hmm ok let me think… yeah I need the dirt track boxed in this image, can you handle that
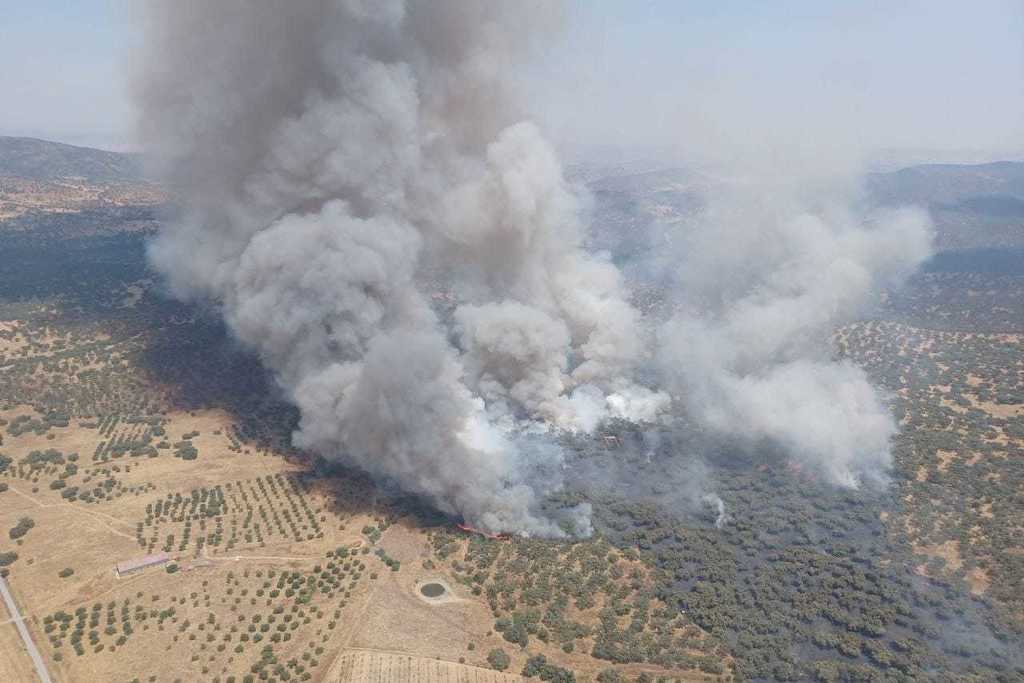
[0,574,52,683]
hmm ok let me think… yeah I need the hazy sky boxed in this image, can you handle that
[533,0,1024,166]
[0,0,132,149]
[2,0,1022,161]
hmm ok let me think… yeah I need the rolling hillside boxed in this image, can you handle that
[0,136,143,183]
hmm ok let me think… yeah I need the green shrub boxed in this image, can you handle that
[487,648,510,671]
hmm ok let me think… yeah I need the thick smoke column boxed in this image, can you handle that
[134,0,655,535]
[135,1,932,534]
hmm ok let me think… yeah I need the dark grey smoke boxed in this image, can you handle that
[134,1,931,535]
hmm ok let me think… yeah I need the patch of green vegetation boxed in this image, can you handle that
[430,531,723,675]
[487,647,510,671]
[137,475,328,556]
[9,516,35,540]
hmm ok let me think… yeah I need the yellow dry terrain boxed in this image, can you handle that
[0,406,390,682]
[1,404,731,682]
[0,619,40,683]
[329,650,526,683]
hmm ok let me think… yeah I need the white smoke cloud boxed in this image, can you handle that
[658,189,932,486]
[135,0,646,536]
[134,0,932,534]
[701,493,730,529]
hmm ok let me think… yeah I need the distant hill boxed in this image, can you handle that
[0,136,143,183]
[0,137,165,235]
[579,159,1024,257]
[868,161,1024,251]
[867,161,1024,206]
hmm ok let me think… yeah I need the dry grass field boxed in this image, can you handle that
[0,398,733,682]
[0,403,388,683]
[0,618,41,682]
[328,650,526,683]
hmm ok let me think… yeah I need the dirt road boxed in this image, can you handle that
[0,574,53,683]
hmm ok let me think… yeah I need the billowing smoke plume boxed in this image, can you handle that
[658,181,932,486]
[134,1,931,534]
[134,0,657,536]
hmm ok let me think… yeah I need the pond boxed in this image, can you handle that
[419,582,446,598]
